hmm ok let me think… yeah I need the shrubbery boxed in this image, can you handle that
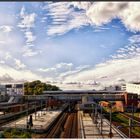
[1,128,31,138]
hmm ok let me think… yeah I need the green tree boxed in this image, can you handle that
[24,80,60,95]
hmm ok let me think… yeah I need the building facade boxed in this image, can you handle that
[125,83,140,94]
[0,85,6,94]
[4,84,24,95]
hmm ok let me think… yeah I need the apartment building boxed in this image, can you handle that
[124,83,140,94]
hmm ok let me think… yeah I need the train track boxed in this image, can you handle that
[45,104,78,138]
[45,112,68,138]
[60,111,78,138]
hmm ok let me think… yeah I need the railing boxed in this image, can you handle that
[98,114,128,138]
[90,102,128,138]
[78,111,85,138]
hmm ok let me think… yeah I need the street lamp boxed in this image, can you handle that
[108,103,113,138]
[26,96,29,129]
[34,95,37,120]
[41,99,43,116]
[129,94,135,138]
[129,118,132,138]
[132,95,134,127]
[100,105,103,135]
[93,103,98,125]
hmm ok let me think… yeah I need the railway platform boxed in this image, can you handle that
[1,109,62,133]
[78,111,124,138]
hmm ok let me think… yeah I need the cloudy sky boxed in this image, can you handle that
[0,2,140,89]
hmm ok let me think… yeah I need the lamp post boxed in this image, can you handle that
[26,96,29,129]
[68,96,71,112]
[129,94,134,138]
[100,105,103,135]
[41,99,43,116]
[129,118,132,138]
[94,103,98,125]
[108,103,113,138]
[132,95,134,128]
[34,101,36,120]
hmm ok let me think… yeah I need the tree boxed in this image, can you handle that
[24,80,60,95]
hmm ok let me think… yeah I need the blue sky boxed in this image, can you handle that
[0,2,140,88]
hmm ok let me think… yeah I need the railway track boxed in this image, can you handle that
[45,112,68,138]
[61,111,78,138]
[45,104,78,138]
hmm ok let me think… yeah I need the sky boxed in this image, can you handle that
[0,2,140,89]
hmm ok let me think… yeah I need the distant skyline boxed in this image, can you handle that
[0,2,140,89]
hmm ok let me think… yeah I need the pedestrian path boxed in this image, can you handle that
[79,111,123,138]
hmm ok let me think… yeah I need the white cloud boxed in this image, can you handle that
[0,25,13,32]
[14,59,26,70]
[62,35,140,86]
[22,46,41,57]
[38,62,74,81]
[38,63,90,82]
[38,67,56,73]
[5,52,12,60]
[85,2,140,32]
[43,2,90,36]
[23,49,38,57]
[0,60,5,64]
[43,2,140,36]
[71,2,92,10]
[120,3,140,32]
[64,56,140,86]
[56,63,73,69]
[129,35,140,44]
[0,73,14,82]
[86,2,126,26]
[0,64,42,82]
[18,6,37,50]
[58,65,90,79]
[18,7,36,29]
[111,35,140,60]
[38,62,73,73]
[24,31,36,43]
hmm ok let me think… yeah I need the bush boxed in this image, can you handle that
[3,129,31,138]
